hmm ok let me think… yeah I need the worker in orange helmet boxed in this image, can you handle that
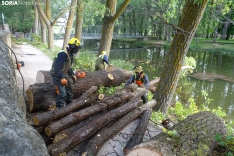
[124,66,149,103]
[50,38,81,109]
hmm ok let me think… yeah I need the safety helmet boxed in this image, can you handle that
[135,66,143,73]
[68,38,80,46]
[102,51,106,54]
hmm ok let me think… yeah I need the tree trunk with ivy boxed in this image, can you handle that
[126,111,227,156]
[153,0,209,114]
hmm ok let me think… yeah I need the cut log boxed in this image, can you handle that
[53,111,108,143]
[48,97,143,156]
[26,82,56,112]
[148,77,160,92]
[84,100,156,156]
[45,91,135,137]
[124,109,152,154]
[126,111,227,156]
[36,70,52,83]
[27,70,128,112]
[33,86,99,126]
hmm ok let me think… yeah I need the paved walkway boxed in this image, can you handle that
[14,43,53,93]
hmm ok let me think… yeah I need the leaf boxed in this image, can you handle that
[214,134,222,141]
[226,135,234,141]
[219,141,227,146]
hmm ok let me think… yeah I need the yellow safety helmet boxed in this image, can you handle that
[68,38,80,46]
[135,66,143,73]
[102,51,106,54]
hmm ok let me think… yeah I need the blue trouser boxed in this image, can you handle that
[52,77,73,108]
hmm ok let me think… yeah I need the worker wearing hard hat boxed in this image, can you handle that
[50,38,81,109]
[95,51,111,71]
[124,66,149,103]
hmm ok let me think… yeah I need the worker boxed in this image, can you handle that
[95,51,111,70]
[124,66,149,103]
[50,38,81,109]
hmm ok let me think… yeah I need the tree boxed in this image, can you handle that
[74,0,84,40]
[36,0,70,49]
[62,0,78,50]
[98,0,131,55]
[153,0,209,114]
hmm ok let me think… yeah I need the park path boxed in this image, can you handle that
[13,43,53,94]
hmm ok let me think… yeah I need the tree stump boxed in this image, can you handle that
[126,111,227,156]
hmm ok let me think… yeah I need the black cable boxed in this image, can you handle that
[0,39,25,97]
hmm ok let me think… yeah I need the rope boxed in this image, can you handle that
[0,39,25,97]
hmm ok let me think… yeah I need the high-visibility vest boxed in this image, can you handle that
[50,50,71,77]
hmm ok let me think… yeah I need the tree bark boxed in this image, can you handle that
[48,97,143,156]
[32,86,99,126]
[62,0,77,50]
[27,70,128,112]
[153,0,209,114]
[124,109,152,154]
[36,70,52,83]
[0,39,49,156]
[84,100,156,156]
[45,90,135,137]
[126,111,227,156]
[53,111,107,143]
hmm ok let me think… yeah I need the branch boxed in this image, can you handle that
[110,0,131,23]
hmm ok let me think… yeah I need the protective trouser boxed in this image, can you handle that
[52,77,73,108]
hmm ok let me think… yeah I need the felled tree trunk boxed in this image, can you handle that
[124,109,152,154]
[0,38,49,156]
[106,65,133,80]
[26,82,56,112]
[48,97,143,156]
[84,100,156,156]
[26,70,128,112]
[45,91,135,137]
[53,111,108,143]
[126,111,227,156]
[36,70,52,83]
[33,86,99,126]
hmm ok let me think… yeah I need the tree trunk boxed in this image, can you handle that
[62,0,77,50]
[153,0,209,114]
[32,86,99,126]
[98,0,131,55]
[33,4,39,35]
[26,70,128,112]
[48,97,143,156]
[45,90,135,137]
[126,111,227,156]
[74,0,84,40]
[36,70,52,83]
[84,100,156,156]
[123,109,152,154]
[53,111,107,143]
[0,38,49,156]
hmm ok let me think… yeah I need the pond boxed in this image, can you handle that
[55,39,234,120]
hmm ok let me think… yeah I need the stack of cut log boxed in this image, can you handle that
[27,69,161,156]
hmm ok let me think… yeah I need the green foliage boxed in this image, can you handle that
[98,84,125,97]
[215,133,234,155]
[73,52,96,71]
[110,59,135,71]
[31,33,43,46]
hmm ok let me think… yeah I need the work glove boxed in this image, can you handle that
[60,78,68,86]
[72,75,77,84]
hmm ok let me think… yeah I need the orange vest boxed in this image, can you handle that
[135,74,144,86]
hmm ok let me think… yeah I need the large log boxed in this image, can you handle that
[124,109,152,154]
[83,100,156,156]
[36,70,52,83]
[126,111,227,156]
[45,91,135,137]
[32,86,99,126]
[0,38,48,155]
[26,70,128,112]
[48,97,143,156]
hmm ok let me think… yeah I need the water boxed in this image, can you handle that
[55,39,234,120]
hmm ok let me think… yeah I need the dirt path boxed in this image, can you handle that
[13,43,53,94]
